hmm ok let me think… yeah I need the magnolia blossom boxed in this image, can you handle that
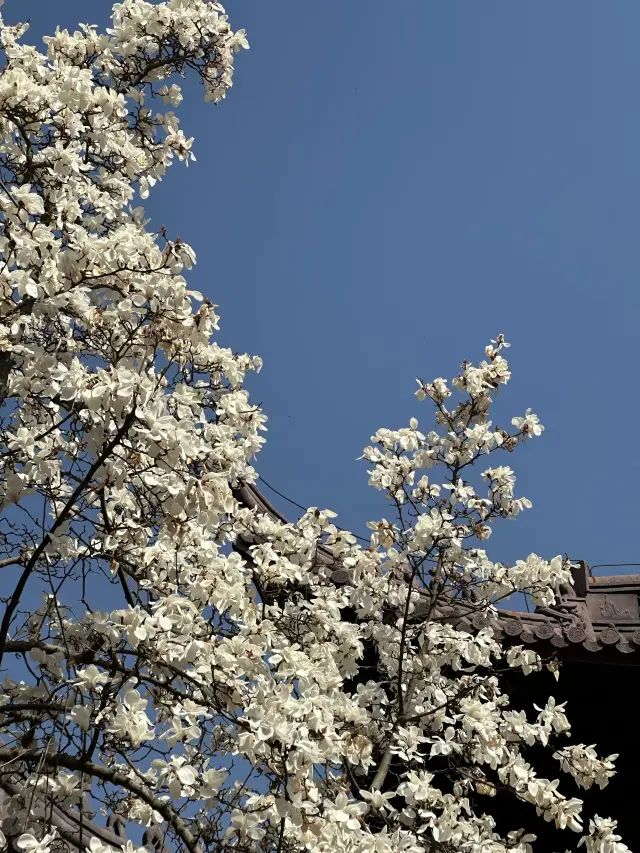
[554,744,618,791]
[579,817,630,853]
[0,2,627,853]
[15,834,57,853]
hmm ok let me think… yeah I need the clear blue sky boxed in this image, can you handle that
[16,1,640,574]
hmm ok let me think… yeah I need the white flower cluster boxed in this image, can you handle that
[554,744,619,791]
[0,6,627,853]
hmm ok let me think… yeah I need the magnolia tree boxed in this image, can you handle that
[0,3,627,853]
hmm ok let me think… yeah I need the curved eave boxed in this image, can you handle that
[234,483,640,662]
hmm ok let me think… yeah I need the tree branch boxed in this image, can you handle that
[0,407,137,668]
[0,746,202,853]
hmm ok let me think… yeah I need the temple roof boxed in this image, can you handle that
[235,482,640,662]
[458,566,640,661]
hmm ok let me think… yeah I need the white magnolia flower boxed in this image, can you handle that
[86,838,116,853]
[0,0,626,845]
[16,833,57,853]
[360,789,396,812]
[68,704,92,732]
[512,408,544,439]
[74,665,109,691]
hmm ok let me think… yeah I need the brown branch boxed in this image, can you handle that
[0,407,137,668]
[0,746,202,853]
